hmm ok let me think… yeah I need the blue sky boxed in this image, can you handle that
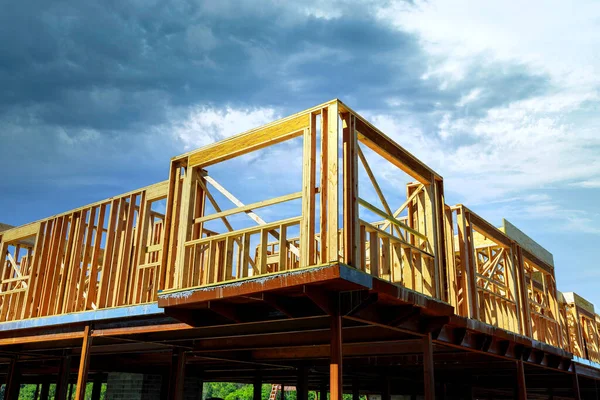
[1,1,599,305]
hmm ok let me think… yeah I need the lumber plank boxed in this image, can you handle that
[326,102,339,263]
[189,113,309,167]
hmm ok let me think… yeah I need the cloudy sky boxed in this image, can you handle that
[1,0,599,305]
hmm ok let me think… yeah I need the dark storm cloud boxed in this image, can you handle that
[0,0,550,130]
[0,0,553,224]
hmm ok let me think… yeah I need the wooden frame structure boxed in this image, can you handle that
[0,180,168,321]
[451,205,522,334]
[1,99,600,399]
[563,292,600,363]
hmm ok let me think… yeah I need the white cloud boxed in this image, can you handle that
[171,106,278,150]
[377,0,600,87]
[572,180,600,189]
[365,0,600,235]
[456,88,482,107]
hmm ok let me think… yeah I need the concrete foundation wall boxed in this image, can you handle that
[105,372,202,400]
[105,372,162,400]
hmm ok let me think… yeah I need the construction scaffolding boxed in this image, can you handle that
[0,99,599,399]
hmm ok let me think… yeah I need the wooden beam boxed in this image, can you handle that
[40,381,50,400]
[572,365,581,400]
[74,325,93,400]
[352,378,360,400]
[381,375,391,400]
[343,113,359,267]
[297,367,309,400]
[423,332,435,400]
[203,175,300,258]
[330,306,343,400]
[516,359,527,400]
[56,353,72,400]
[300,117,317,267]
[354,116,434,185]
[168,349,186,400]
[175,166,199,288]
[188,113,309,168]
[465,206,513,249]
[326,102,339,263]
[253,374,262,400]
[5,357,20,400]
[91,375,103,400]
[196,191,302,224]
[320,382,327,400]
[319,107,329,263]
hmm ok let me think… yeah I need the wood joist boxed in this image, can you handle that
[155,263,576,375]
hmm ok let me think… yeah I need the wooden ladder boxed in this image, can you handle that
[269,384,280,400]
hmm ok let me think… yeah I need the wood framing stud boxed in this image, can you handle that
[423,332,435,400]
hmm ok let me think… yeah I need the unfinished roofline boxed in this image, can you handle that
[0,179,169,243]
[171,99,442,184]
[452,204,513,248]
[452,203,555,274]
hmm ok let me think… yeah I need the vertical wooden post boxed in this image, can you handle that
[330,303,343,400]
[56,353,72,400]
[197,376,205,400]
[352,377,360,400]
[168,349,187,400]
[423,332,435,400]
[319,382,327,400]
[516,247,532,337]
[297,367,309,400]
[163,161,182,289]
[443,206,457,309]
[175,164,198,288]
[319,107,329,264]
[463,385,473,400]
[342,112,359,267]
[253,374,262,400]
[300,117,317,267]
[75,325,93,400]
[160,371,171,400]
[572,365,582,400]
[281,383,287,400]
[91,375,103,400]
[5,357,20,400]
[516,359,527,400]
[430,178,445,299]
[381,375,391,400]
[456,208,474,319]
[546,274,562,346]
[40,380,50,400]
[506,245,522,335]
[326,102,339,263]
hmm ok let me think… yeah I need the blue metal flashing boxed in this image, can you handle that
[0,302,164,331]
[574,356,600,370]
[338,263,373,289]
